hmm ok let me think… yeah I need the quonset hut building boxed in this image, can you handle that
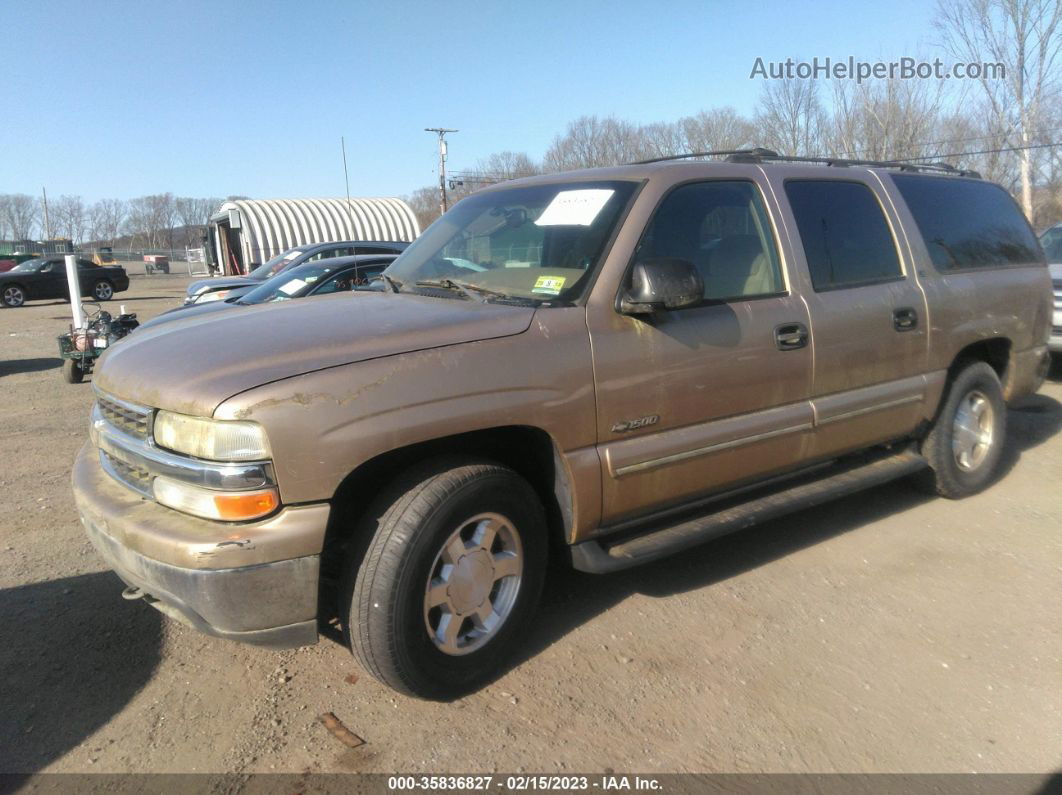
[208,198,420,275]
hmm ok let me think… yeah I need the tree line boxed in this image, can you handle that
[0,193,221,251]
[409,0,1061,233]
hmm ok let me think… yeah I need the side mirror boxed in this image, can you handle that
[619,257,704,315]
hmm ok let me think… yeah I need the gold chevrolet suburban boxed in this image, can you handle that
[73,151,1053,699]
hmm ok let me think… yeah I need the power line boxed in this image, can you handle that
[833,129,1058,159]
[893,141,1061,162]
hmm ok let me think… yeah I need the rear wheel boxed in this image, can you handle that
[1,284,26,307]
[919,361,1006,498]
[344,460,547,700]
[93,279,114,301]
[62,358,84,384]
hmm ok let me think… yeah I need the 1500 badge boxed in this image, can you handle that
[610,415,659,433]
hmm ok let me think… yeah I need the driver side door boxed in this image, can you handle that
[587,177,814,525]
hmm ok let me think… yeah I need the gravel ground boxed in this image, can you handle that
[1,274,1060,776]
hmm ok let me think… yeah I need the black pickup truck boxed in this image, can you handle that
[0,255,130,307]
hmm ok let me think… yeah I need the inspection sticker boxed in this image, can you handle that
[534,189,615,226]
[532,275,566,295]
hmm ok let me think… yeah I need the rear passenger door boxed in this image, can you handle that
[774,177,930,459]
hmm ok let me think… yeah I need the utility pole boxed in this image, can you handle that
[425,127,457,216]
[41,187,51,240]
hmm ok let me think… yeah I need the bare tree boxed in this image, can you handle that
[755,78,827,156]
[0,195,10,240]
[52,195,88,244]
[679,108,757,152]
[2,194,39,240]
[89,199,126,246]
[934,0,1062,218]
[406,186,443,232]
[543,115,648,171]
[176,197,220,247]
[828,77,947,161]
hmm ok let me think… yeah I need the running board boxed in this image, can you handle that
[570,449,927,573]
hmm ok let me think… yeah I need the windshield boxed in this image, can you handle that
[384,180,639,302]
[248,248,303,279]
[11,258,45,272]
[1040,227,1062,263]
[239,261,352,304]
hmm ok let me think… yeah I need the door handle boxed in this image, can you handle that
[775,322,808,351]
[893,307,918,331]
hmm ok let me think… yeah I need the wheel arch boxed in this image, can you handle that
[320,425,573,592]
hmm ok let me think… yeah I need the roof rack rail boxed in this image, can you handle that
[632,148,981,178]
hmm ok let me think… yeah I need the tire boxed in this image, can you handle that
[1,284,26,307]
[918,361,1006,498]
[93,279,114,301]
[344,459,548,700]
[62,358,84,384]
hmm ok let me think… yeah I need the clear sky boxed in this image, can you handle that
[2,0,945,203]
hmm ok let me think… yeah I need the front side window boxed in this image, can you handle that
[385,180,639,303]
[635,180,784,301]
[785,180,903,291]
[892,174,1042,270]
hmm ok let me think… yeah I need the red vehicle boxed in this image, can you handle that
[0,259,16,273]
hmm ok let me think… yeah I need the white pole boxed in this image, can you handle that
[65,254,84,329]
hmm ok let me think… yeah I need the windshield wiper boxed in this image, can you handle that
[414,278,513,303]
[369,274,403,294]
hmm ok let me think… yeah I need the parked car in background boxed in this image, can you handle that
[184,240,410,305]
[1,255,129,307]
[140,255,396,331]
[1040,224,1062,356]
[75,153,1051,700]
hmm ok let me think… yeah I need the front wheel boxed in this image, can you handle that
[92,279,114,301]
[1,284,26,307]
[344,460,547,700]
[62,358,84,384]
[918,361,1006,498]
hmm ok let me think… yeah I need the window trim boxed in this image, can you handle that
[782,176,908,293]
[615,177,791,313]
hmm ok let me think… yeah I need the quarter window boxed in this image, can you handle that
[785,180,902,291]
[637,181,784,301]
[891,174,1041,270]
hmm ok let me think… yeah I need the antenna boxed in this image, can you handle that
[341,136,355,235]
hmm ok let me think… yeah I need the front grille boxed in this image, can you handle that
[100,449,152,496]
[97,393,152,439]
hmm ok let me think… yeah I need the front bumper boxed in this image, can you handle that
[73,441,329,648]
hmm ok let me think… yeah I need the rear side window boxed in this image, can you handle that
[785,180,902,291]
[891,174,1041,270]
[355,246,402,255]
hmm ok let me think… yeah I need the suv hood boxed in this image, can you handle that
[95,292,536,416]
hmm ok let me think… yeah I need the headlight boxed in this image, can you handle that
[153,476,278,521]
[153,411,271,461]
[196,289,230,303]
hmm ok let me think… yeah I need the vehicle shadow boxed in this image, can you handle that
[0,357,62,377]
[0,571,163,776]
[508,394,1062,682]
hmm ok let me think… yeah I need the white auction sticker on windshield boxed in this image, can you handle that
[535,189,615,226]
[278,278,306,295]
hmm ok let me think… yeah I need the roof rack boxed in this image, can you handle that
[632,148,981,178]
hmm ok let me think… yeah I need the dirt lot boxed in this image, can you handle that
[1,274,1060,776]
